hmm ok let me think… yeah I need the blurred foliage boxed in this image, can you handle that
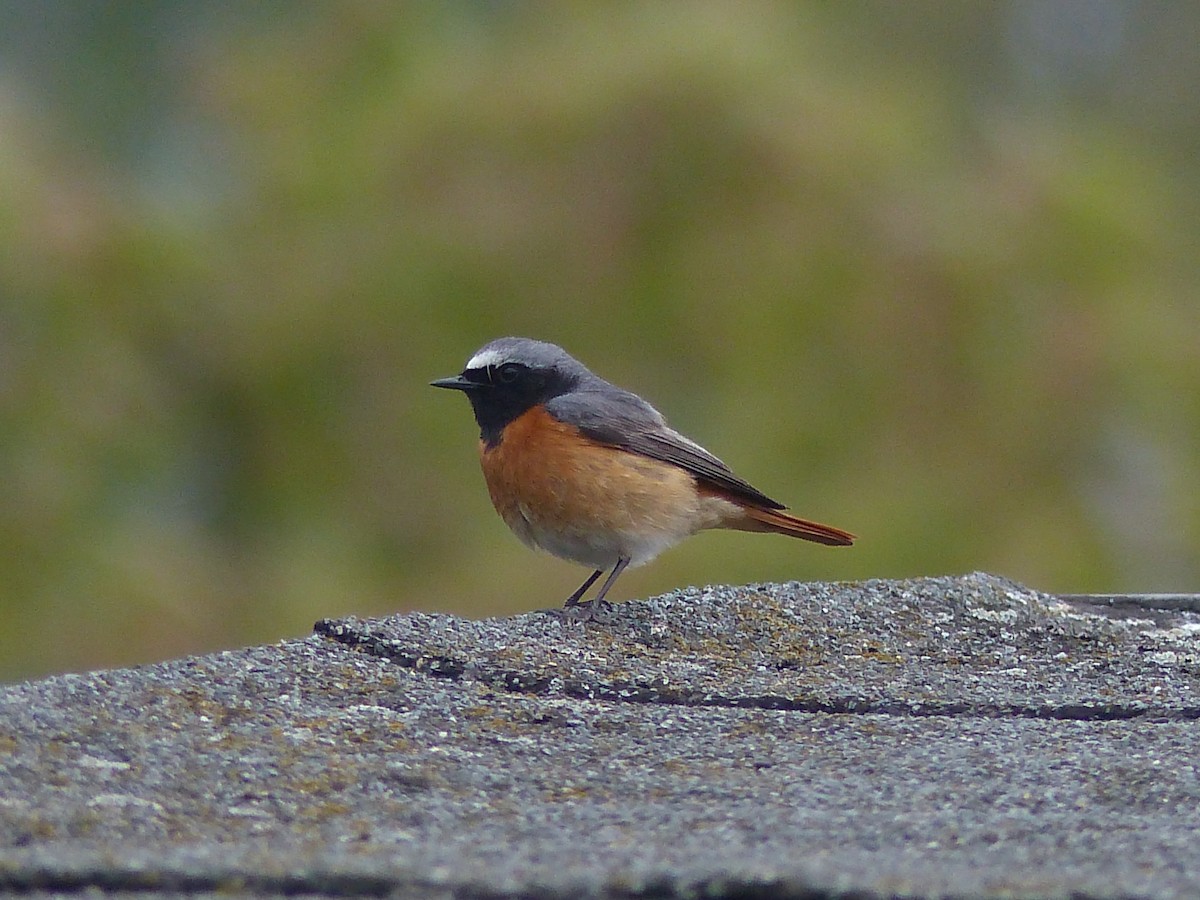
[1,1,1197,682]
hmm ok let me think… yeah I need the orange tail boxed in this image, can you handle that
[732,507,855,546]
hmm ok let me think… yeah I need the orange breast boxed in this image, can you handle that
[477,406,735,567]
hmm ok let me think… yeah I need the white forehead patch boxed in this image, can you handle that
[465,348,507,371]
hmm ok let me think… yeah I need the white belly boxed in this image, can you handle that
[505,493,742,570]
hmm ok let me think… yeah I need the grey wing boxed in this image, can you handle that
[545,386,785,510]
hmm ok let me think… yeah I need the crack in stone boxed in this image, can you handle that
[0,866,831,899]
[0,866,401,897]
[313,619,1200,723]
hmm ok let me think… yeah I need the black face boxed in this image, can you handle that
[434,361,576,446]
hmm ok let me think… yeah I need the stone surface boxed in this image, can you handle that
[1,573,1198,898]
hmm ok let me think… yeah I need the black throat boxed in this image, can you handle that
[465,367,577,449]
[468,392,532,449]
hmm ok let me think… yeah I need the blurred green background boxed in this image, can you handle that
[1,2,1197,683]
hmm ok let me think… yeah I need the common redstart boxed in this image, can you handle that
[432,337,854,613]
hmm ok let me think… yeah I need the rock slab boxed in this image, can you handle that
[1,573,1198,898]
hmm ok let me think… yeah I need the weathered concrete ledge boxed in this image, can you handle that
[1,573,1198,898]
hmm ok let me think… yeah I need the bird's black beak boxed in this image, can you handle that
[430,374,481,391]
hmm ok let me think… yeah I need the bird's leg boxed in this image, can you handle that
[558,558,630,623]
[587,556,630,611]
[563,568,604,608]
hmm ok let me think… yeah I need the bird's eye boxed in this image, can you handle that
[496,363,522,385]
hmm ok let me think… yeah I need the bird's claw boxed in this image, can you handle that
[551,599,614,624]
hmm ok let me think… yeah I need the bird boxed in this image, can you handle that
[431,337,854,614]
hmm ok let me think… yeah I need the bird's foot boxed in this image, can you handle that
[551,598,614,624]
